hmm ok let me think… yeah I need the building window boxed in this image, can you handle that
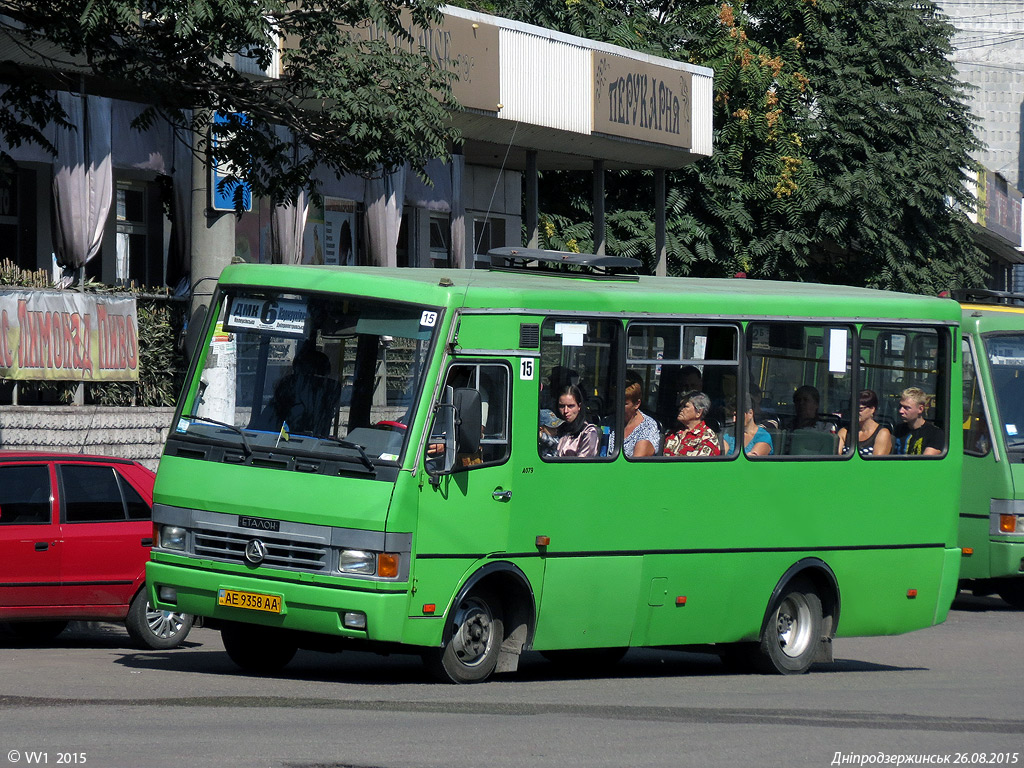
[473,217,505,268]
[429,215,450,267]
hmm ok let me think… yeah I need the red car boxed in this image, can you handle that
[0,451,192,649]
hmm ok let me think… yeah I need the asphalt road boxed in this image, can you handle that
[0,593,1020,768]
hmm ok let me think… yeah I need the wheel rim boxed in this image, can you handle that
[775,593,814,658]
[450,596,495,668]
[145,603,187,640]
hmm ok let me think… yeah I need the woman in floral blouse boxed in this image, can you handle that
[663,391,721,457]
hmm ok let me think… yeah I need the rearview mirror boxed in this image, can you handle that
[453,388,482,455]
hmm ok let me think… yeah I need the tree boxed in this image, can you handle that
[0,0,459,208]
[460,0,986,294]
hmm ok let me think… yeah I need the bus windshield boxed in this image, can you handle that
[983,332,1024,452]
[179,290,438,466]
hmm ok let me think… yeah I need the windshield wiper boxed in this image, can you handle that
[181,415,253,457]
[315,436,376,472]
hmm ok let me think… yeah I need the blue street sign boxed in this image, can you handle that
[210,112,253,212]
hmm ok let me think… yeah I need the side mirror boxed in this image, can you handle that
[453,388,482,455]
[426,386,457,482]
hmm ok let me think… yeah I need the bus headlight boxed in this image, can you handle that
[160,525,186,551]
[339,549,376,575]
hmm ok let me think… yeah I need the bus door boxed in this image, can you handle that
[417,360,515,590]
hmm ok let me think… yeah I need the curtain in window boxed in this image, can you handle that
[450,153,465,269]
[365,165,407,268]
[51,92,113,269]
[271,191,308,264]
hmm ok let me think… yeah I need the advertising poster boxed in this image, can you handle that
[0,291,139,381]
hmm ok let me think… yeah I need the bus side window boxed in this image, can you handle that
[746,322,853,458]
[538,318,619,461]
[859,325,949,458]
[627,323,739,459]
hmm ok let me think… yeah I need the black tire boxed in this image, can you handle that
[755,577,824,675]
[125,591,193,650]
[998,580,1024,609]
[540,647,627,671]
[220,622,297,674]
[423,588,504,684]
[0,620,69,644]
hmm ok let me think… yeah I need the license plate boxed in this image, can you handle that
[218,588,282,613]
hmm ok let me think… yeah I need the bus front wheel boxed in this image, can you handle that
[998,580,1024,609]
[757,578,823,675]
[423,588,504,684]
[221,622,297,674]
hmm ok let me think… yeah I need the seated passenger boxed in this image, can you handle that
[554,385,600,458]
[663,391,721,457]
[791,385,835,432]
[622,380,659,458]
[538,409,563,458]
[837,389,892,456]
[893,387,943,456]
[723,395,773,456]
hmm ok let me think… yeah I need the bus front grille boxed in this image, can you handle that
[193,530,329,572]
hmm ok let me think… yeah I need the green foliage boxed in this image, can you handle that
[0,262,185,406]
[463,0,987,294]
[0,0,459,210]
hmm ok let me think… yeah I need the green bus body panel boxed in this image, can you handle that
[146,559,411,641]
[154,454,395,532]
[147,264,963,659]
[961,305,1024,582]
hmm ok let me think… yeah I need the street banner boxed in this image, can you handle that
[0,290,139,382]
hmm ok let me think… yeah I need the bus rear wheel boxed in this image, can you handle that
[756,578,823,675]
[221,622,297,674]
[424,588,504,684]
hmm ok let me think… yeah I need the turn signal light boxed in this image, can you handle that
[907,589,918,599]
[377,553,399,578]
[422,604,436,615]
[536,536,550,547]
[962,547,974,556]
[999,514,1018,534]
[676,596,687,606]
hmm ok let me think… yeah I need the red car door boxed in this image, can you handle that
[56,462,152,610]
[0,462,61,613]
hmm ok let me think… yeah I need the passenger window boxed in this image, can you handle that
[119,476,152,520]
[539,319,619,460]
[859,326,948,457]
[963,340,991,457]
[747,322,853,457]
[0,465,51,525]
[437,363,510,469]
[61,465,127,522]
[626,323,739,459]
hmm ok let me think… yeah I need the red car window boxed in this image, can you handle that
[60,465,126,523]
[0,465,51,525]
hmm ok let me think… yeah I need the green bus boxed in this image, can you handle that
[147,249,962,682]
[960,290,1024,608]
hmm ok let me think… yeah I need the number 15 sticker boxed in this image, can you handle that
[420,311,438,328]
[520,359,535,380]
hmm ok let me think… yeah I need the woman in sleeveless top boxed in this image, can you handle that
[838,389,893,456]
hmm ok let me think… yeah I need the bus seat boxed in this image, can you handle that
[788,429,838,456]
